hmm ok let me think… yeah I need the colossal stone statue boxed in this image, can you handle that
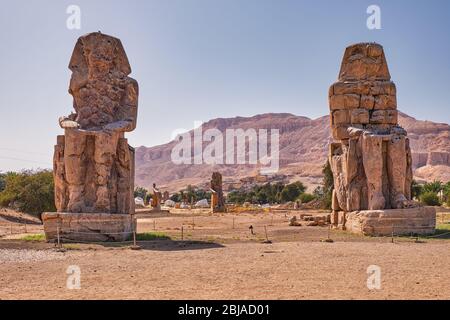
[210,172,226,213]
[43,32,138,241]
[55,32,138,214]
[328,43,435,235]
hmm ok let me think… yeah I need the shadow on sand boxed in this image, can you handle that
[79,239,224,251]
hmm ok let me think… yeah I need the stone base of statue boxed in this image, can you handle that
[332,207,436,236]
[42,212,135,242]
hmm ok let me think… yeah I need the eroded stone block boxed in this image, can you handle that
[329,94,360,110]
[345,207,436,236]
[374,94,397,110]
[351,109,369,124]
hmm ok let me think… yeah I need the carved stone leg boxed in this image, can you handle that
[387,134,408,208]
[329,143,348,211]
[404,137,413,200]
[346,137,363,211]
[211,193,218,213]
[94,133,119,212]
[54,135,67,212]
[116,138,131,214]
[362,134,385,210]
[64,130,87,213]
[331,189,340,227]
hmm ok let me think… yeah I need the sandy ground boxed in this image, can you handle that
[0,209,449,300]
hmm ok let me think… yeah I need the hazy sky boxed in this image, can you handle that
[1,0,449,171]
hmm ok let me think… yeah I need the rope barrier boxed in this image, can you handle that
[423,231,450,238]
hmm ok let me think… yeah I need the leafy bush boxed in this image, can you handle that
[420,191,441,206]
[227,181,305,205]
[444,191,450,207]
[144,193,152,206]
[134,186,148,199]
[170,185,211,204]
[0,173,6,192]
[411,180,423,200]
[280,182,306,202]
[422,181,443,194]
[443,182,450,207]
[313,161,333,210]
[0,170,55,220]
[298,193,316,203]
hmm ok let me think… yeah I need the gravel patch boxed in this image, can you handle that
[0,249,67,264]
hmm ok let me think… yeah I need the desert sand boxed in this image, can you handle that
[1,209,449,300]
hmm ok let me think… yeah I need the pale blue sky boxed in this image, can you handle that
[0,0,449,171]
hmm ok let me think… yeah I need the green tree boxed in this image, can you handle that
[280,181,306,202]
[134,186,148,199]
[0,170,55,220]
[171,186,211,204]
[170,192,182,202]
[227,190,246,205]
[443,182,450,206]
[313,161,333,210]
[0,173,6,192]
[185,185,196,203]
[144,193,152,206]
[298,193,316,203]
[411,180,423,200]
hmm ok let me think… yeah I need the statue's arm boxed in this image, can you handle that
[104,78,138,133]
[59,71,87,129]
[59,112,79,129]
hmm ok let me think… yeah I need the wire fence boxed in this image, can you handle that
[1,211,449,247]
[384,225,448,243]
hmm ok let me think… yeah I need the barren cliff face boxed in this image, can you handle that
[135,112,450,192]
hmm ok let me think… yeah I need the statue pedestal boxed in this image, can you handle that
[42,212,135,242]
[342,207,436,236]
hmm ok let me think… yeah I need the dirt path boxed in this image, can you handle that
[0,209,449,300]
[0,241,449,299]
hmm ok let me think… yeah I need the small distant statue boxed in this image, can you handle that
[210,172,226,213]
[54,32,138,214]
[151,183,162,211]
[289,216,301,227]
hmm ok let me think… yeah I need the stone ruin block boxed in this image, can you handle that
[332,109,350,125]
[370,81,396,96]
[370,110,398,125]
[211,172,226,213]
[345,207,436,236]
[329,93,360,110]
[350,109,369,124]
[360,95,375,109]
[374,94,397,110]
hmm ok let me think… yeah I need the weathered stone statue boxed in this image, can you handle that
[43,32,138,241]
[328,43,435,235]
[163,191,170,202]
[151,183,162,211]
[210,172,226,213]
